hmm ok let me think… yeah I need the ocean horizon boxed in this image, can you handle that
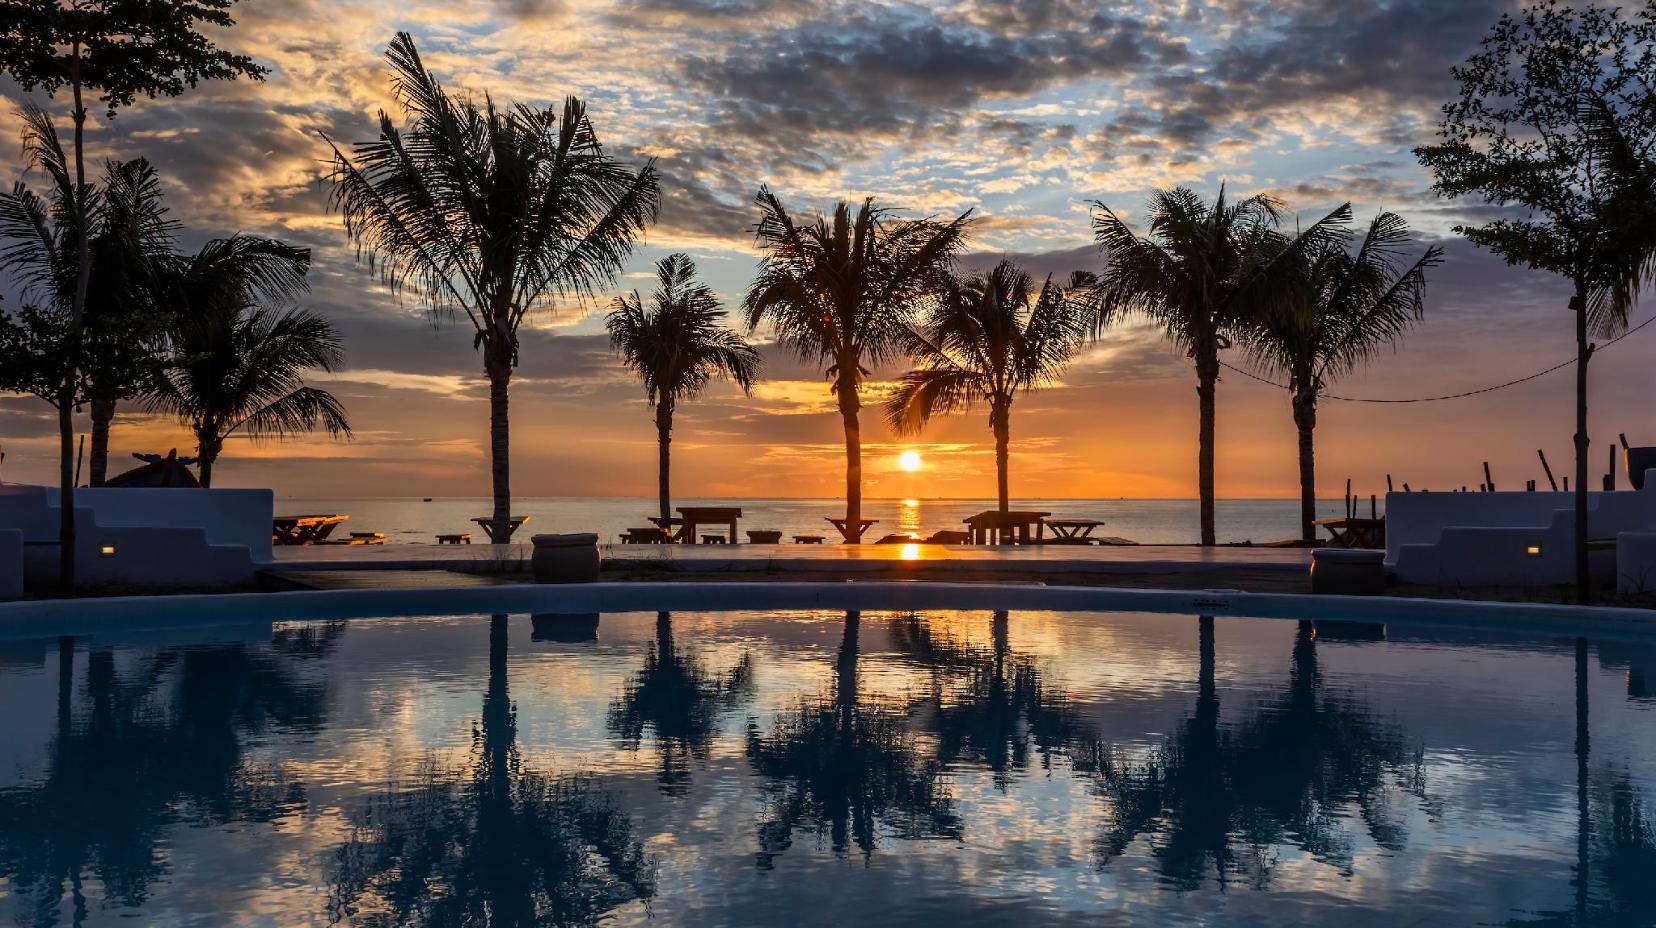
[273,496,1383,545]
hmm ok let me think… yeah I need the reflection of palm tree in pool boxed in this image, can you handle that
[746,611,961,866]
[0,635,326,924]
[608,612,754,795]
[328,615,654,926]
[1092,618,1424,889]
[1506,637,1656,927]
[892,611,1087,790]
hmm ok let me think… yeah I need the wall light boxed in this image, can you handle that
[98,543,117,558]
[1525,544,1543,557]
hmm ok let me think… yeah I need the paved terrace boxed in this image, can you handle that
[267,542,1312,578]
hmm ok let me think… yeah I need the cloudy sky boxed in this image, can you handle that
[1,0,1652,500]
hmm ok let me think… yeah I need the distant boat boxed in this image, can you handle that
[423,497,433,502]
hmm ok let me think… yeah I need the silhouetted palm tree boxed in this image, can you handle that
[328,616,655,926]
[885,261,1087,512]
[1090,187,1348,545]
[743,189,971,541]
[608,611,754,794]
[745,612,961,865]
[147,236,348,487]
[323,33,659,542]
[0,105,176,486]
[607,255,760,523]
[1245,213,1441,542]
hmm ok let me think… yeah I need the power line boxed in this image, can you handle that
[1220,313,1656,403]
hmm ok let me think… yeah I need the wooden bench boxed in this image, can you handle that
[793,535,826,544]
[746,530,783,544]
[436,533,472,545]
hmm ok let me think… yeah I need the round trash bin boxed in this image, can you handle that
[530,533,600,584]
[1310,548,1387,596]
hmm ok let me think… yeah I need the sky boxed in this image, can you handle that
[1,0,1653,501]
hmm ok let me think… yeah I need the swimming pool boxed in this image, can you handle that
[1,600,1652,926]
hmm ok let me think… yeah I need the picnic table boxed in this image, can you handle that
[472,515,530,543]
[1045,519,1105,544]
[272,514,348,546]
[826,517,879,543]
[678,506,742,544]
[963,510,1052,545]
[1316,517,1386,549]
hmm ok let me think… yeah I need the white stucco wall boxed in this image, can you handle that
[41,486,274,561]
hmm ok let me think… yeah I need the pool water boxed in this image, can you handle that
[1,608,1653,926]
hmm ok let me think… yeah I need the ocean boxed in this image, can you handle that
[273,497,1382,545]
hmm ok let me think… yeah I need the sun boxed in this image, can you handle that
[897,450,923,472]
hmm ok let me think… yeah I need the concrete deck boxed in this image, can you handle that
[265,542,1312,576]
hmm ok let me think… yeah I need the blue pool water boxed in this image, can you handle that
[0,608,1652,926]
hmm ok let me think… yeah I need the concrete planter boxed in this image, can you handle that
[530,533,601,583]
[1311,548,1386,596]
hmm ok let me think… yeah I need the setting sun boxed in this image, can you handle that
[897,451,923,472]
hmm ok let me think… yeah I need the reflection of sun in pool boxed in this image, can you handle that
[900,543,921,560]
[898,450,922,472]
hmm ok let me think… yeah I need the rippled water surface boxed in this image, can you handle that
[1,609,1653,926]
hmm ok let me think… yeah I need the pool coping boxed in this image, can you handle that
[1,580,1654,642]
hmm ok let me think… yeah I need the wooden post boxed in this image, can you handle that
[1608,444,1617,492]
[1620,433,1631,450]
[1403,483,1412,492]
[1539,449,1559,491]
[74,434,84,488]
[1483,461,1495,492]
[1386,473,1394,493]
[1564,476,1569,492]
[1370,494,1377,520]
[1345,478,1352,519]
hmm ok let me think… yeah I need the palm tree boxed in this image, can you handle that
[743,189,971,541]
[147,235,349,487]
[1089,187,1348,545]
[606,254,760,524]
[323,33,659,543]
[885,260,1087,512]
[0,105,175,489]
[1245,213,1441,542]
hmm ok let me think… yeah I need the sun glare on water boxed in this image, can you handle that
[897,450,923,472]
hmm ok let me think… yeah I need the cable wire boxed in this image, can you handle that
[1220,313,1656,403]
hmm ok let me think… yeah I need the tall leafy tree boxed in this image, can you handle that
[1089,187,1348,545]
[324,33,659,543]
[1417,0,1656,602]
[606,254,760,524]
[743,188,971,542]
[1245,213,1441,543]
[147,236,349,486]
[0,0,265,590]
[0,106,176,488]
[884,261,1088,513]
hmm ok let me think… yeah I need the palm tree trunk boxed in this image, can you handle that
[88,397,114,488]
[196,424,220,488]
[1292,389,1317,544]
[656,400,673,524]
[992,399,1010,513]
[59,44,91,595]
[486,344,514,544]
[1195,341,1220,547]
[837,375,862,543]
[56,391,76,591]
[1572,285,1592,603]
